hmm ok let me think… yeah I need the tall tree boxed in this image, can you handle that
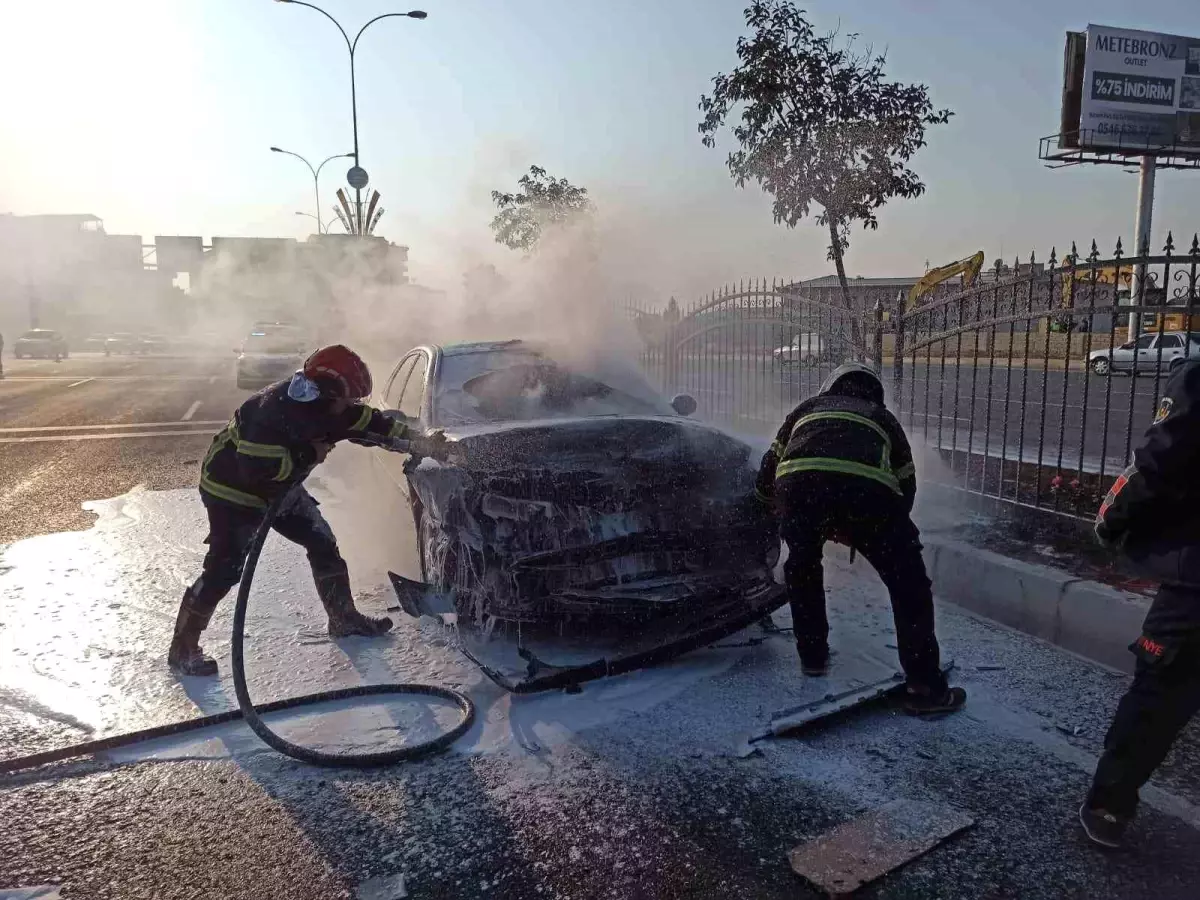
[490,166,593,253]
[698,1,952,350]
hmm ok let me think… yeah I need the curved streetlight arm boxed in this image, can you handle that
[267,147,314,181]
[315,152,353,179]
[276,0,352,54]
[352,12,426,55]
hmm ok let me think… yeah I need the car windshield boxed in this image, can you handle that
[435,349,671,424]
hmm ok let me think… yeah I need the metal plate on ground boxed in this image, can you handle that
[788,799,973,897]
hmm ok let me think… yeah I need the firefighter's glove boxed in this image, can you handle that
[1094,520,1127,552]
[828,530,854,548]
[311,441,334,465]
[409,430,456,463]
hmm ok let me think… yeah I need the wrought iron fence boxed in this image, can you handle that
[626,234,1200,522]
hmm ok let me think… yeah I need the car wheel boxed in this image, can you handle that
[1091,357,1111,376]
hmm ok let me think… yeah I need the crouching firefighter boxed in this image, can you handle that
[755,362,966,716]
[169,344,433,677]
[1082,359,1200,848]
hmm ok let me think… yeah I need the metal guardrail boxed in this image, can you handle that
[627,234,1200,522]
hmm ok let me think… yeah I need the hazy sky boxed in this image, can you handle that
[2,0,1199,297]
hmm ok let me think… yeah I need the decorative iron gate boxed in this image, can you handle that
[627,234,1200,523]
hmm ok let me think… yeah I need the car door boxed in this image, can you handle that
[1154,334,1183,371]
[374,354,420,493]
[1130,334,1157,372]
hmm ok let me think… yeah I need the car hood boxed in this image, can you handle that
[408,414,774,627]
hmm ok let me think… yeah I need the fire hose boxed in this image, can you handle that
[0,435,475,775]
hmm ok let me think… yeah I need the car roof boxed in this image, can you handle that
[438,339,530,357]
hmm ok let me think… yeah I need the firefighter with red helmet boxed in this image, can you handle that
[169,345,424,676]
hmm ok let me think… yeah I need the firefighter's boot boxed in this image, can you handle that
[167,587,219,676]
[315,565,393,638]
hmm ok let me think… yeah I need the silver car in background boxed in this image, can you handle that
[1088,331,1200,376]
[234,324,309,391]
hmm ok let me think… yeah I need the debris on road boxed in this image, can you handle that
[741,671,907,753]
[976,664,1007,672]
[356,872,407,900]
[788,799,974,896]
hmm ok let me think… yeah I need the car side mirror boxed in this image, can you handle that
[671,394,698,417]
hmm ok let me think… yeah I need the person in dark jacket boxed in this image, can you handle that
[755,362,966,716]
[169,344,433,676]
[1082,359,1200,847]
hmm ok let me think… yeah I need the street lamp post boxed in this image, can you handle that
[270,147,352,233]
[275,1,427,234]
[294,211,324,231]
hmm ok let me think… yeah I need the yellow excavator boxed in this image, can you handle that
[905,251,986,311]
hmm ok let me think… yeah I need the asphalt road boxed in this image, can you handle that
[0,353,244,544]
[675,359,1166,475]
[4,538,1200,900]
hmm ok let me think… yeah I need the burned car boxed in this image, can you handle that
[372,340,785,690]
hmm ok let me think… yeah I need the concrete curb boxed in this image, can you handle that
[923,536,1150,674]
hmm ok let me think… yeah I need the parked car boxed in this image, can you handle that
[371,339,782,690]
[772,332,847,369]
[234,325,309,390]
[1088,331,1200,376]
[13,329,68,359]
[104,333,145,356]
[81,334,109,353]
[139,334,171,354]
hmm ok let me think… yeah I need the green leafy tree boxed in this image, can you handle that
[490,166,593,252]
[698,1,952,346]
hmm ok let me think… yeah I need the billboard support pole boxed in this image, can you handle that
[1130,155,1157,341]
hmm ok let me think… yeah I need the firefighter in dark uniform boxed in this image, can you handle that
[755,362,966,715]
[168,344,430,676]
[1083,359,1200,847]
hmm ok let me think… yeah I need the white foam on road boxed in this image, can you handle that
[0,484,756,765]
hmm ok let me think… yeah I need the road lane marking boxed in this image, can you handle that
[181,401,202,421]
[0,430,214,444]
[67,378,94,388]
[0,375,225,382]
[0,421,225,434]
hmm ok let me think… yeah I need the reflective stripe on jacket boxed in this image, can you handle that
[200,379,407,509]
[755,393,916,509]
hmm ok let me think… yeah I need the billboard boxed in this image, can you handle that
[1076,24,1200,152]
